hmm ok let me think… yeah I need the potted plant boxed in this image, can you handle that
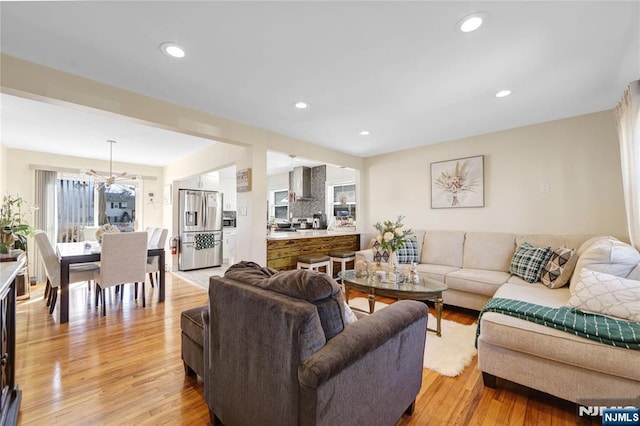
[0,194,34,254]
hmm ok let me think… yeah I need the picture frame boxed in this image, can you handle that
[236,168,252,193]
[430,155,484,208]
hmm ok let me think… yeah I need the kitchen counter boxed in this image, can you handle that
[266,231,361,271]
[266,229,360,240]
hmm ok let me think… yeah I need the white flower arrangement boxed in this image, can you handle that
[373,215,412,253]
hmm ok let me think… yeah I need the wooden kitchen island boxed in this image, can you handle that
[266,230,361,271]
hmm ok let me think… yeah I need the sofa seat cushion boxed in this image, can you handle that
[481,284,640,381]
[480,312,640,381]
[181,305,207,347]
[496,280,570,306]
[445,269,510,296]
[415,263,459,283]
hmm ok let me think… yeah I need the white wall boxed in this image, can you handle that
[365,110,627,239]
[4,148,163,230]
[0,141,7,195]
[2,55,366,270]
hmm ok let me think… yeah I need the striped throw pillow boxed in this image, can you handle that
[509,242,553,283]
[396,236,419,264]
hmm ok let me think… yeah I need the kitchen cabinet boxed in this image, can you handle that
[223,229,237,263]
[266,232,360,270]
[221,177,237,211]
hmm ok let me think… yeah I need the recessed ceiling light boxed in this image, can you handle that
[160,42,186,58]
[455,12,488,33]
[293,101,308,109]
[495,90,512,98]
[358,130,371,136]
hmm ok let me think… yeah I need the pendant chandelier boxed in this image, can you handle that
[83,140,140,188]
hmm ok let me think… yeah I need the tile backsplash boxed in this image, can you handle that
[289,165,326,218]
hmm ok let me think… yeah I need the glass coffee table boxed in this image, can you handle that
[338,269,448,336]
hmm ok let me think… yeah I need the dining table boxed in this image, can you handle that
[56,241,165,323]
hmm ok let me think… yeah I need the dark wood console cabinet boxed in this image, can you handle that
[0,254,23,425]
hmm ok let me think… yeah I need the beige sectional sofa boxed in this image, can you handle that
[357,230,640,403]
[356,230,593,310]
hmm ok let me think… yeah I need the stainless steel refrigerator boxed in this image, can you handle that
[178,189,223,270]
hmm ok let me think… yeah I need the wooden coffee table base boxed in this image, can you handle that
[347,286,445,337]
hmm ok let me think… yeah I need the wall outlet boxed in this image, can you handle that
[540,182,550,193]
[238,206,247,216]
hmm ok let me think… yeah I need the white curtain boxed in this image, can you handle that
[615,80,640,250]
[33,170,57,282]
[57,178,96,242]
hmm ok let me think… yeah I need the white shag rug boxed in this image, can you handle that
[348,297,478,377]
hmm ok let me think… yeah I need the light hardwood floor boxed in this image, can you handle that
[15,274,597,425]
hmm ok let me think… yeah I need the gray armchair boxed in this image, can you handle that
[203,268,428,426]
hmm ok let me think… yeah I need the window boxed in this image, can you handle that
[101,184,136,232]
[273,189,288,220]
[57,178,138,241]
[57,178,96,242]
[331,183,356,221]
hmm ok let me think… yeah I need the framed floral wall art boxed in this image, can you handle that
[431,155,484,208]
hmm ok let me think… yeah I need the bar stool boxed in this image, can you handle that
[297,254,332,275]
[329,250,356,280]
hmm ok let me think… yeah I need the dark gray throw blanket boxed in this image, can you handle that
[476,297,640,350]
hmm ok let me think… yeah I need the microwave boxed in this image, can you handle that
[223,210,236,228]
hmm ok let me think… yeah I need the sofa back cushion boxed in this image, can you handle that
[412,230,426,260]
[564,234,596,251]
[516,234,595,251]
[516,234,565,251]
[264,270,346,340]
[463,232,516,271]
[421,230,465,267]
[225,263,347,340]
[570,236,640,291]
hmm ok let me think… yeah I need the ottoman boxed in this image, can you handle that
[181,305,207,378]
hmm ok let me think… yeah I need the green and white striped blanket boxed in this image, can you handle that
[476,297,640,350]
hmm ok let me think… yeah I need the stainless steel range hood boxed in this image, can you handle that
[291,166,314,200]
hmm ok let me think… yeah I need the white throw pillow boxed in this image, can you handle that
[343,301,358,325]
[570,237,640,291]
[628,264,640,281]
[567,268,640,322]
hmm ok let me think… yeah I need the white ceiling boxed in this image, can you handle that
[0,94,213,166]
[1,2,638,166]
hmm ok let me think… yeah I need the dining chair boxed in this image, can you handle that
[93,231,148,316]
[146,228,168,288]
[33,230,100,314]
[145,227,158,244]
